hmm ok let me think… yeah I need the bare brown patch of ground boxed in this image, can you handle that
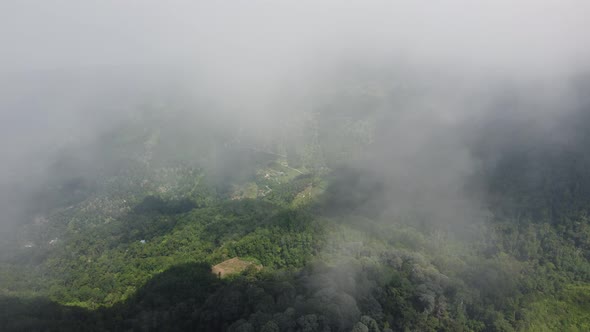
[211,257,262,278]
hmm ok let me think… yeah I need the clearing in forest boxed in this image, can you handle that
[211,257,262,278]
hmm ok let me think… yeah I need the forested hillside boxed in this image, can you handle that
[2,72,590,332]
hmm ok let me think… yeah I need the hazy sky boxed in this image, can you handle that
[1,1,590,76]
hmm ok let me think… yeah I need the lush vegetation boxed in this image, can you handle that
[3,82,590,331]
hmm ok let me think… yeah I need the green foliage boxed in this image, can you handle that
[519,285,590,331]
[133,195,197,215]
[4,108,590,331]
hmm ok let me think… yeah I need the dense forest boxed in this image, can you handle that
[2,70,590,332]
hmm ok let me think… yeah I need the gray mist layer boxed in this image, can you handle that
[1,1,590,240]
